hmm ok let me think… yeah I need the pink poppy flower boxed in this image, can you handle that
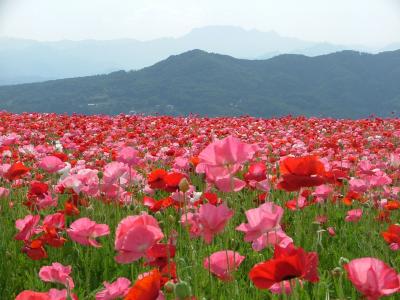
[327,227,336,236]
[203,250,245,281]
[214,175,246,192]
[38,156,66,173]
[251,229,293,251]
[236,202,284,250]
[95,277,131,300]
[36,193,58,210]
[114,214,164,264]
[349,178,369,193]
[47,289,78,300]
[313,184,333,201]
[15,215,41,241]
[198,203,234,244]
[39,262,75,289]
[67,218,110,247]
[197,136,258,169]
[345,209,363,223]
[344,257,400,299]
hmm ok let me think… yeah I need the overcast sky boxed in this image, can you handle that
[0,0,399,47]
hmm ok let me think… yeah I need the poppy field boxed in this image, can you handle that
[1,111,400,300]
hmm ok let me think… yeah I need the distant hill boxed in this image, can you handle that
[0,26,373,85]
[0,49,399,118]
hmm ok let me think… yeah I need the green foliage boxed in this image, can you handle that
[0,49,400,118]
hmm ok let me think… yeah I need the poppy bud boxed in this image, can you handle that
[179,178,190,193]
[164,280,175,293]
[331,267,342,277]
[174,281,192,300]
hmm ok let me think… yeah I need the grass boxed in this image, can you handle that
[1,171,399,300]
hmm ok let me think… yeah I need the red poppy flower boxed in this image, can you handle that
[40,226,67,248]
[249,244,319,289]
[244,162,267,182]
[164,172,186,192]
[52,151,68,162]
[61,202,80,216]
[382,224,400,244]
[5,161,30,181]
[384,200,400,211]
[146,243,176,269]
[277,156,326,191]
[124,269,162,300]
[22,239,48,260]
[148,169,167,190]
[28,181,49,197]
[342,191,362,206]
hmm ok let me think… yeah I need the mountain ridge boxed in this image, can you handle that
[0,25,385,85]
[0,49,399,118]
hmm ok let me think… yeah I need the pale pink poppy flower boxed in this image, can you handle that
[344,257,400,299]
[236,202,284,243]
[103,161,128,186]
[38,156,66,173]
[15,215,41,241]
[15,290,50,300]
[95,277,131,300]
[67,218,110,247]
[203,250,245,281]
[0,187,9,198]
[116,146,140,167]
[197,203,234,244]
[114,214,164,264]
[345,209,363,223]
[39,262,75,289]
[252,229,293,251]
[59,169,99,196]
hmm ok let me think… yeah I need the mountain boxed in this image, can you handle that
[0,26,370,85]
[0,49,399,118]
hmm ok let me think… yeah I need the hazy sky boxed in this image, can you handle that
[0,0,399,47]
